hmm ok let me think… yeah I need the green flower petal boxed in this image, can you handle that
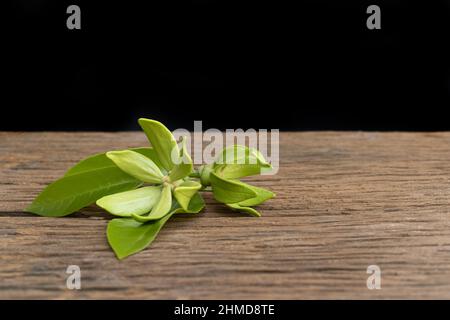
[226,203,261,217]
[96,186,161,217]
[210,172,257,204]
[107,150,164,184]
[173,180,202,211]
[169,136,193,182]
[138,118,179,171]
[131,184,172,222]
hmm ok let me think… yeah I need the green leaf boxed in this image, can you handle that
[107,150,164,184]
[26,147,164,217]
[215,145,270,166]
[236,183,275,207]
[131,184,172,222]
[209,172,257,204]
[107,213,173,260]
[213,163,272,180]
[107,192,205,260]
[213,145,272,179]
[169,137,193,182]
[64,147,164,177]
[226,203,261,217]
[213,164,267,180]
[133,190,205,223]
[199,163,214,186]
[174,192,205,214]
[64,152,116,177]
[132,147,166,172]
[26,168,141,217]
[138,118,179,171]
[173,181,202,211]
[224,183,274,217]
[96,186,161,217]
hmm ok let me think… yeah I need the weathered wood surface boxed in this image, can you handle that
[1,131,450,299]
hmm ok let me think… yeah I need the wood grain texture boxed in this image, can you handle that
[1,131,450,299]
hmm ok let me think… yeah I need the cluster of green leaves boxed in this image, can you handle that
[26,118,274,259]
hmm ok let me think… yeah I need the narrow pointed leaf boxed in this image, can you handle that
[107,150,164,184]
[215,145,270,166]
[213,164,269,180]
[173,192,205,214]
[226,203,261,217]
[209,172,257,204]
[132,191,205,223]
[236,183,275,207]
[138,118,179,171]
[173,181,202,211]
[65,147,164,177]
[169,137,193,182]
[131,184,172,222]
[96,186,161,217]
[213,163,273,180]
[149,184,172,217]
[214,145,272,179]
[107,213,173,259]
[26,168,141,217]
[224,183,273,217]
[133,147,165,172]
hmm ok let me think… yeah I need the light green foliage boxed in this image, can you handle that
[107,214,173,260]
[213,145,272,179]
[138,118,179,171]
[96,186,161,217]
[209,172,257,204]
[107,150,164,184]
[169,137,193,182]
[27,118,275,259]
[173,181,202,211]
[131,184,172,222]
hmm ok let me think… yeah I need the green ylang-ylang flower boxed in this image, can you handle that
[26,118,275,259]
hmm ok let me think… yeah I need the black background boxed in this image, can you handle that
[0,300,444,319]
[3,1,450,131]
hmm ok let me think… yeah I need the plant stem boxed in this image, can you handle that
[189,170,201,178]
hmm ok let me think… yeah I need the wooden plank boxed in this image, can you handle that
[1,131,450,299]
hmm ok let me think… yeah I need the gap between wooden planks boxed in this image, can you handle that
[1,131,450,299]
